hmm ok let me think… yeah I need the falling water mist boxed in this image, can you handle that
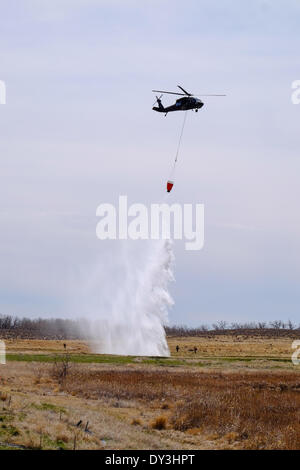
[84,238,174,356]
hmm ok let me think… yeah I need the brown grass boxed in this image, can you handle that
[151,416,167,430]
[59,367,300,449]
[169,374,300,449]
[0,392,8,402]
[4,334,296,358]
[131,418,142,426]
[0,363,184,450]
[168,335,294,358]
[1,334,300,450]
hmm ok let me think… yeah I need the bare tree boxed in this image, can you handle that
[51,354,71,385]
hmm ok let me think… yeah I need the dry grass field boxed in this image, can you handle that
[0,333,300,450]
[4,332,294,358]
[168,334,294,358]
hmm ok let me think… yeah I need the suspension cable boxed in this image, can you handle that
[175,110,188,163]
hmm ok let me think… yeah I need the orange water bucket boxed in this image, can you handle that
[167,180,174,193]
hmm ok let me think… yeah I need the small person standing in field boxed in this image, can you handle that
[194,346,197,354]
[176,345,179,353]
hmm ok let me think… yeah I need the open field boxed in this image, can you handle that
[0,334,300,450]
[3,333,297,367]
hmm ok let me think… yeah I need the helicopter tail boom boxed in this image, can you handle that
[152,96,165,113]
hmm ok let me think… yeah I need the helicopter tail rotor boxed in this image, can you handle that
[152,94,163,107]
[152,94,165,112]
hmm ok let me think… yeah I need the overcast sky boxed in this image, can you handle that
[0,0,299,326]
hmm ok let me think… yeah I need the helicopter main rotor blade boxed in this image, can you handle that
[196,94,226,96]
[177,85,192,96]
[152,90,186,96]
[152,89,226,97]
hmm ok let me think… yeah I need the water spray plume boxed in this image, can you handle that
[88,238,174,356]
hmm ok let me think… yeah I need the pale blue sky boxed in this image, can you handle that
[0,0,299,325]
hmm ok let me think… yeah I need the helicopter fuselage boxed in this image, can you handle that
[153,96,204,114]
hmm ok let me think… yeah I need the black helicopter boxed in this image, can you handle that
[152,85,225,115]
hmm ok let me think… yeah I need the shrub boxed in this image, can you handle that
[151,416,167,430]
[131,418,141,426]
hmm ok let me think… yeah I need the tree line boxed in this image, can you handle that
[0,314,299,339]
